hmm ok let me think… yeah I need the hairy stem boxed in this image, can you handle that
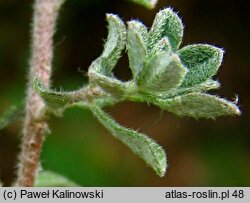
[16,0,64,187]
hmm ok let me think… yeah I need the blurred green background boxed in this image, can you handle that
[0,0,249,186]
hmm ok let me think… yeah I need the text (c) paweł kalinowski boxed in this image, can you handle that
[20,189,103,199]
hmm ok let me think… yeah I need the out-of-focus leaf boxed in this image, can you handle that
[0,104,24,130]
[128,0,158,9]
[35,170,78,187]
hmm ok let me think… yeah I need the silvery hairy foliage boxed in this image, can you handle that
[1,7,240,182]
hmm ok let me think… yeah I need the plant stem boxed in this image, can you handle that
[16,0,64,187]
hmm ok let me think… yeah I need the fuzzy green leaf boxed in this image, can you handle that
[149,79,221,99]
[148,8,183,50]
[150,37,172,55]
[33,78,72,109]
[91,105,167,177]
[0,104,24,130]
[128,0,158,9]
[128,20,149,43]
[138,53,187,92]
[179,44,224,87]
[88,14,127,93]
[89,71,127,96]
[35,171,78,187]
[127,21,148,79]
[152,93,240,118]
[100,14,126,76]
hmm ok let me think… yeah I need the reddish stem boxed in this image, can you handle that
[16,0,63,186]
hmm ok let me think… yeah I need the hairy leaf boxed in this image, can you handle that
[138,53,187,92]
[128,20,149,43]
[35,171,78,187]
[91,105,167,177]
[89,71,128,96]
[150,37,172,55]
[151,79,221,99]
[127,21,148,79]
[100,14,126,76]
[128,0,158,9]
[33,78,72,108]
[179,44,224,87]
[152,93,240,118]
[148,8,183,50]
[0,104,24,130]
[88,15,127,93]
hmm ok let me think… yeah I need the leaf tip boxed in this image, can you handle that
[214,46,224,62]
[106,13,115,19]
[106,13,124,25]
[219,96,241,117]
[156,152,167,177]
[149,7,184,50]
[230,102,241,116]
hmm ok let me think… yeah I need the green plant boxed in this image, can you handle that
[128,0,158,9]
[0,0,240,186]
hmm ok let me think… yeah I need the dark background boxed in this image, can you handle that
[0,0,249,186]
